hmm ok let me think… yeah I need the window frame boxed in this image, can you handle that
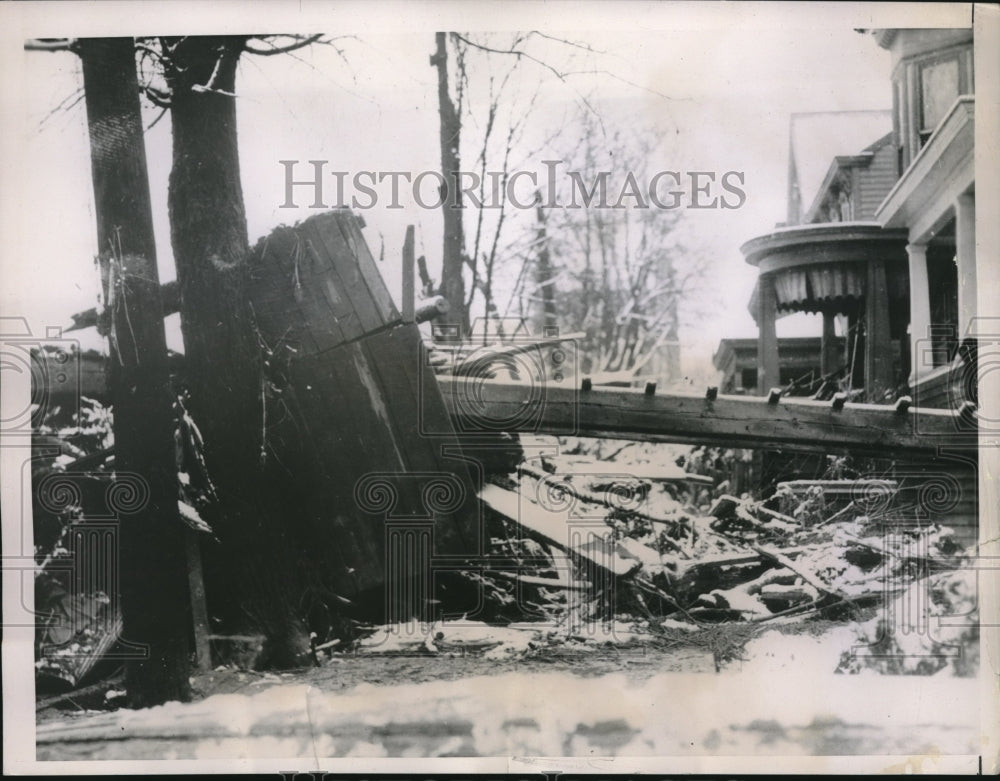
[916,50,970,145]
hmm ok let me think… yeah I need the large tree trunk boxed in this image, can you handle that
[431,32,468,339]
[78,37,191,707]
[162,36,310,667]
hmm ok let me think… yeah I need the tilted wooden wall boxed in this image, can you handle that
[247,211,481,614]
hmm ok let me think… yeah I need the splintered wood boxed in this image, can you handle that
[480,463,971,627]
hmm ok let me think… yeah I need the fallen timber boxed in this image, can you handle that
[438,377,975,457]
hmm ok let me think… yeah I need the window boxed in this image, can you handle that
[893,80,905,173]
[919,57,960,143]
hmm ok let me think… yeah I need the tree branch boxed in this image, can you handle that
[24,39,77,53]
[143,85,173,109]
[450,32,605,132]
[244,34,324,56]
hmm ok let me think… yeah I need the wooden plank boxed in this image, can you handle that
[479,483,639,577]
[531,454,712,485]
[67,280,179,333]
[751,544,843,599]
[517,463,688,541]
[298,211,401,335]
[299,220,367,343]
[303,216,382,335]
[359,326,480,557]
[490,570,591,590]
[247,222,348,350]
[438,377,972,457]
[337,211,401,325]
[284,352,384,595]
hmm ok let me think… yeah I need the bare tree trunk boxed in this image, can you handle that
[163,36,310,667]
[78,37,190,707]
[431,32,468,339]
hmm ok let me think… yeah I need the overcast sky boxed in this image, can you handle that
[0,2,972,371]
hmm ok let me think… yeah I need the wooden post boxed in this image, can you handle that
[756,275,780,396]
[821,310,840,376]
[402,225,415,323]
[865,258,893,400]
[906,242,932,382]
[848,306,864,389]
[184,529,212,672]
[79,37,191,705]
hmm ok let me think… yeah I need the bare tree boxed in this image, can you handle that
[431,31,605,341]
[430,32,469,338]
[537,114,708,380]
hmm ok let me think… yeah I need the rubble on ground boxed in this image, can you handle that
[472,444,976,674]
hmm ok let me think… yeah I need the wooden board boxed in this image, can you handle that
[479,483,638,577]
[247,210,400,356]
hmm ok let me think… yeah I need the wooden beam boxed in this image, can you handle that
[438,377,971,457]
[66,280,179,332]
[67,281,445,336]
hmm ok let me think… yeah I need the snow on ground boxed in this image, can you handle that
[36,667,980,761]
[726,626,860,675]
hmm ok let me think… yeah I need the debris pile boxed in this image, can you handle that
[469,448,974,669]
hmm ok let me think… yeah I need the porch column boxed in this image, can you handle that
[865,258,893,401]
[756,274,780,395]
[955,192,976,337]
[906,242,932,382]
[821,310,840,376]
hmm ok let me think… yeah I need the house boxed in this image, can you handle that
[742,28,976,409]
[742,111,908,401]
[732,26,979,541]
[869,28,975,409]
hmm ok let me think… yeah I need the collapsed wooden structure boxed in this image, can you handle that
[230,210,981,607]
[41,208,981,660]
